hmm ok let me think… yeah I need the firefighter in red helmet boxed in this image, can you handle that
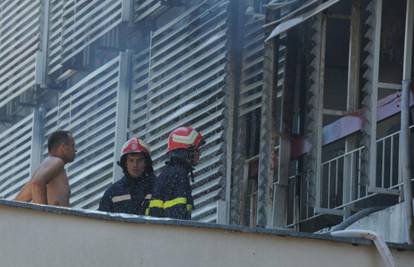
[98,138,154,215]
[147,127,205,219]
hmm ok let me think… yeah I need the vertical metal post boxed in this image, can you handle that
[304,13,325,214]
[257,36,276,228]
[272,29,296,228]
[367,0,381,193]
[30,107,45,177]
[361,0,381,194]
[400,0,414,244]
[401,80,413,244]
[223,0,244,225]
[113,52,131,182]
[231,117,247,224]
[35,0,50,88]
[316,15,327,209]
[121,0,134,23]
[240,159,250,225]
[272,134,290,227]
[343,0,361,218]
[144,31,154,142]
[346,0,362,100]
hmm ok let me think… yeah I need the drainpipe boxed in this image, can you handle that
[401,0,414,245]
[331,230,395,267]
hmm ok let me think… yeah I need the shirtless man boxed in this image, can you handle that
[15,130,76,207]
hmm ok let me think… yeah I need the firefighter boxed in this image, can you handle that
[147,127,205,220]
[98,138,153,215]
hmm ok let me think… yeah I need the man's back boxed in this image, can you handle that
[16,157,71,207]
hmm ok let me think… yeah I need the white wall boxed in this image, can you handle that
[1,201,414,267]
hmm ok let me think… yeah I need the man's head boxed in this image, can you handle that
[47,130,76,163]
[167,127,204,166]
[119,138,153,179]
[125,153,147,178]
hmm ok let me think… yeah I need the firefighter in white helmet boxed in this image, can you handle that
[147,127,205,219]
[98,138,154,215]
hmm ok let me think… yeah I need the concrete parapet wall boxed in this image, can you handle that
[0,200,413,267]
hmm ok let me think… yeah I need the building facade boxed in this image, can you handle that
[0,0,413,239]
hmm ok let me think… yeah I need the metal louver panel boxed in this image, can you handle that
[43,56,123,210]
[239,14,265,116]
[48,0,64,75]
[276,33,287,96]
[130,49,150,139]
[134,0,167,22]
[60,0,124,64]
[0,0,41,108]
[132,0,230,223]
[0,113,34,199]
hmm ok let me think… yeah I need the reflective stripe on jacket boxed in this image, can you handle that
[148,162,193,220]
[98,175,152,215]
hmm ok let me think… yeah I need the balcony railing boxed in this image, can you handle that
[318,126,413,213]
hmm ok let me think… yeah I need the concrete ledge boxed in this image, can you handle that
[1,199,413,250]
[1,199,414,267]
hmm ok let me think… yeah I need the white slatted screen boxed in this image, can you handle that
[0,0,41,108]
[239,15,265,116]
[0,114,34,199]
[43,56,125,209]
[130,0,231,222]
[1,1,236,224]
[135,0,167,22]
[60,0,124,65]
[130,49,150,139]
[48,0,64,76]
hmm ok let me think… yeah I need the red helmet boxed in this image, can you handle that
[120,138,150,160]
[167,127,204,153]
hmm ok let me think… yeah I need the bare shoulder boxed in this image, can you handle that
[43,156,65,166]
[37,156,65,173]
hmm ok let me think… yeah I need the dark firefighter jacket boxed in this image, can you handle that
[98,175,152,215]
[147,160,193,220]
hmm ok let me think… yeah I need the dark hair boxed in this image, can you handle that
[48,130,72,152]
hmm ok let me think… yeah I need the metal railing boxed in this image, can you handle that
[375,130,400,189]
[321,146,365,209]
[319,128,410,212]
